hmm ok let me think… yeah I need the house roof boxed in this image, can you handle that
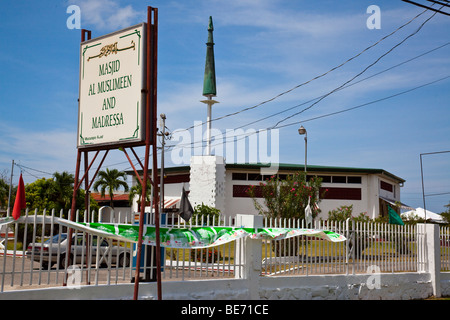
[91,192,129,202]
[126,163,405,183]
[225,163,405,183]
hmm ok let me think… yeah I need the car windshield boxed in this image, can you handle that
[44,234,67,244]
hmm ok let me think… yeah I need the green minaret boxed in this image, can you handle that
[202,16,217,97]
[201,16,219,156]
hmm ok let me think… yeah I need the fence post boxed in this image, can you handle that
[235,214,263,299]
[417,223,441,297]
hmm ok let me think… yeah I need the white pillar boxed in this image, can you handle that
[189,155,226,214]
[234,214,263,299]
[417,223,441,297]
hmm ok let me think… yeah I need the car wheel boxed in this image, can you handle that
[60,254,73,269]
[118,253,130,267]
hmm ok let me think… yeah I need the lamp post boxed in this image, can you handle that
[298,126,307,177]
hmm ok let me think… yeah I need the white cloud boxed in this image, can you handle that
[0,123,75,181]
[68,0,143,31]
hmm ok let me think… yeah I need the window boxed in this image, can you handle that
[347,176,362,184]
[332,176,347,184]
[380,181,393,192]
[233,185,263,198]
[232,173,247,180]
[320,187,361,200]
[248,173,262,181]
[318,175,332,183]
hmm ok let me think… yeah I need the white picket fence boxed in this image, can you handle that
[0,208,447,293]
[261,219,423,276]
[441,226,450,272]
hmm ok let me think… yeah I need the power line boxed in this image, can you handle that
[233,42,450,131]
[165,74,450,152]
[14,163,53,176]
[402,1,450,16]
[10,9,445,177]
[172,7,432,135]
[270,8,441,129]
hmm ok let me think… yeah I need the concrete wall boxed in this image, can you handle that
[0,273,436,300]
[1,220,445,301]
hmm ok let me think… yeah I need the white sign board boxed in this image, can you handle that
[78,23,146,148]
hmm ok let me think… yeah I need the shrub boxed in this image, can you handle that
[247,171,323,220]
[192,203,221,225]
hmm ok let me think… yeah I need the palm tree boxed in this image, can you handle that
[49,171,74,212]
[93,168,129,208]
[128,178,152,209]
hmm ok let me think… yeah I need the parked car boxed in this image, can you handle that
[25,233,131,269]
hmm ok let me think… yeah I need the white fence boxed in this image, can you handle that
[261,219,423,276]
[0,208,447,294]
[441,226,450,271]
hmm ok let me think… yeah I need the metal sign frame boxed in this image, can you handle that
[77,22,148,150]
[66,7,161,301]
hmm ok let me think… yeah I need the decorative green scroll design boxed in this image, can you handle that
[68,222,347,249]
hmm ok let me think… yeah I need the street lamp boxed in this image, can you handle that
[298,126,307,176]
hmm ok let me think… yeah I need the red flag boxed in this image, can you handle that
[12,174,26,220]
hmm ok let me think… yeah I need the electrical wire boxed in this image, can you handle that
[232,41,450,130]
[164,74,450,152]
[172,6,433,135]
[9,7,446,177]
[270,8,442,129]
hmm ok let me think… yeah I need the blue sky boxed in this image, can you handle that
[1,0,449,213]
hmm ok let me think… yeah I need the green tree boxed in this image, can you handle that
[441,202,450,224]
[247,172,323,256]
[247,171,323,220]
[0,177,10,211]
[192,203,221,225]
[25,178,56,211]
[93,168,129,208]
[47,171,74,213]
[24,174,98,218]
[128,178,152,207]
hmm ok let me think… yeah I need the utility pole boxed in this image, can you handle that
[158,113,169,215]
[7,160,14,216]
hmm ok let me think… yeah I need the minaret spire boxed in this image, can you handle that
[201,16,219,156]
[203,16,216,97]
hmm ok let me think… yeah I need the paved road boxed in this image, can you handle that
[0,255,133,291]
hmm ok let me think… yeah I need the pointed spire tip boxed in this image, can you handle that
[208,16,214,31]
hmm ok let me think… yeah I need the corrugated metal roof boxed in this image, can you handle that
[126,163,405,183]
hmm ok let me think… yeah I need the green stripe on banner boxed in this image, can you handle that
[74,222,346,249]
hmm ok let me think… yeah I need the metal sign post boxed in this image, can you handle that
[66,7,161,300]
[133,6,160,301]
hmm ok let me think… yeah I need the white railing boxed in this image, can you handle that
[0,208,136,292]
[0,209,432,293]
[0,209,239,292]
[159,212,239,281]
[261,219,421,276]
[441,226,450,272]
